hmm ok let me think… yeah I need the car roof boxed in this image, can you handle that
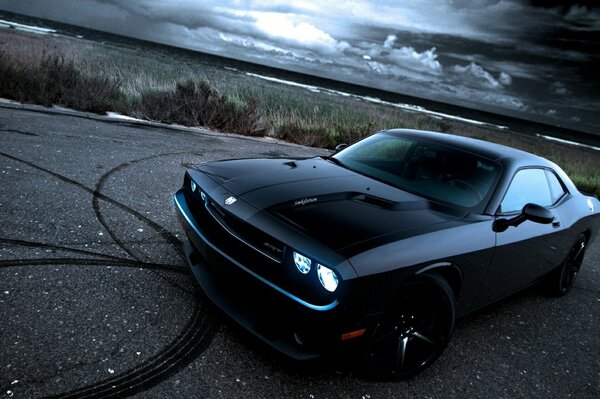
[384,129,553,169]
[380,129,581,215]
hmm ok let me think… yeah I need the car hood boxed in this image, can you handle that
[198,157,467,253]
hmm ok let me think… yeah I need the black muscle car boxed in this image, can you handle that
[173,129,599,378]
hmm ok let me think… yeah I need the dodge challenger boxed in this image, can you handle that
[173,129,599,378]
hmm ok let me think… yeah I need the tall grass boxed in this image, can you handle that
[0,51,120,113]
[128,80,265,135]
[0,41,264,135]
[0,28,598,197]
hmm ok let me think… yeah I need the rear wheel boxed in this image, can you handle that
[363,274,455,379]
[546,234,587,297]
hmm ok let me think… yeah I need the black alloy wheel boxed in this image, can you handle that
[363,274,455,379]
[548,234,587,297]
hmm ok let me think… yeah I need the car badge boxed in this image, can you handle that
[225,196,237,205]
[587,198,594,212]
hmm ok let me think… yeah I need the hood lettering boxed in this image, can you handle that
[294,197,318,206]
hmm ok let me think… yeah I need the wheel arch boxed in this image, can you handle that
[582,229,591,243]
[416,262,463,300]
[364,262,458,378]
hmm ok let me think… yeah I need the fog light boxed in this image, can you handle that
[317,264,338,292]
[190,180,197,192]
[293,251,311,274]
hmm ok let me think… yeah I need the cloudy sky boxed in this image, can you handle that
[1,0,599,133]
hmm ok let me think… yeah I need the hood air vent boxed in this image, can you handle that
[352,194,395,209]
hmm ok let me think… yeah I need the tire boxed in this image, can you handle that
[363,274,456,379]
[546,233,587,297]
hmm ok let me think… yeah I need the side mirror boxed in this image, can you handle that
[521,203,554,224]
[493,203,553,232]
[334,143,348,153]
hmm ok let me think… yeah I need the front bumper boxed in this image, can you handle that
[173,190,359,360]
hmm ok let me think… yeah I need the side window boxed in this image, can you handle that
[546,170,566,203]
[500,168,552,213]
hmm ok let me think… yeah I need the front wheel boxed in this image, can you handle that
[363,274,455,379]
[546,234,587,297]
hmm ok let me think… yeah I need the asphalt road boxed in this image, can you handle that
[1,104,599,399]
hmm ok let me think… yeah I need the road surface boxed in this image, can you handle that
[1,104,598,398]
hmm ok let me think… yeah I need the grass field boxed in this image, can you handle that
[1,27,598,197]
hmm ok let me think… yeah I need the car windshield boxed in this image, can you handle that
[332,133,500,208]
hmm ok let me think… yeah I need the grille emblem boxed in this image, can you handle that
[263,242,283,256]
[225,196,237,205]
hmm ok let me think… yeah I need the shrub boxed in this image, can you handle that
[124,80,265,135]
[0,51,121,113]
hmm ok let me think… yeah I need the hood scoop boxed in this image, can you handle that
[272,191,456,251]
[352,194,394,209]
[351,194,432,212]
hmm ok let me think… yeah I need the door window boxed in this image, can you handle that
[500,168,552,213]
[546,170,566,203]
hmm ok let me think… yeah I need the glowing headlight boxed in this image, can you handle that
[293,251,311,274]
[200,191,207,202]
[190,180,197,192]
[317,264,338,292]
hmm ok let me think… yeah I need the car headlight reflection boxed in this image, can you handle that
[317,264,339,292]
[293,251,311,274]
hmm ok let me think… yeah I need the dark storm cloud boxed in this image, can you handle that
[0,0,598,132]
[94,0,255,31]
[2,1,598,57]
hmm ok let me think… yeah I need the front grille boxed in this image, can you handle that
[205,198,286,263]
[185,187,285,266]
[181,183,339,309]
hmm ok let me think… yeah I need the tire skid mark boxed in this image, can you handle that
[91,152,195,295]
[1,257,215,398]
[92,152,200,295]
[0,238,134,261]
[0,149,216,397]
[0,257,186,274]
[46,301,214,399]
[0,150,185,259]
[1,128,39,136]
[91,151,189,262]
[0,239,192,293]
